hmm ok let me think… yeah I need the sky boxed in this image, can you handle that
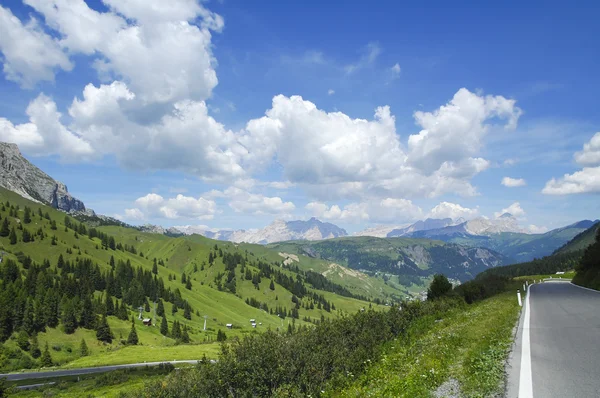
[0,0,599,234]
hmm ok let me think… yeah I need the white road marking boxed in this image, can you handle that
[519,283,533,398]
[569,282,600,294]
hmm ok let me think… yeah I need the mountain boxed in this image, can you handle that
[554,221,600,254]
[353,225,405,238]
[387,218,458,237]
[0,142,89,214]
[268,236,509,283]
[411,219,594,263]
[175,218,348,244]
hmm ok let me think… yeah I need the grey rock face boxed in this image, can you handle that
[0,142,87,212]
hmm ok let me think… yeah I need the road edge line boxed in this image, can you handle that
[518,283,533,398]
[569,282,600,294]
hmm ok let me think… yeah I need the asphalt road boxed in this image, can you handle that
[0,360,200,382]
[507,281,600,398]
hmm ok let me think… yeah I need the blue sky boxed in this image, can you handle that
[0,0,599,233]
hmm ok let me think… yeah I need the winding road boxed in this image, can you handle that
[507,281,600,398]
[0,360,200,382]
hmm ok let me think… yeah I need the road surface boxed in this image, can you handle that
[507,281,600,398]
[0,360,200,382]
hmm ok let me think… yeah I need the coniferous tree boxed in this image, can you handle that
[30,334,41,358]
[62,301,78,334]
[22,228,32,242]
[160,316,169,336]
[270,279,275,290]
[183,304,191,320]
[57,254,64,268]
[80,296,95,329]
[40,342,53,367]
[172,320,181,340]
[96,314,113,343]
[127,316,139,345]
[110,255,115,269]
[9,226,17,245]
[17,329,30,351]
[157,299,165,317]
[105,294,115,316]
[181,325,190,343]
[152,258,158,275]
[185,278,192,290]
[80,338,89,356]
[23,207,31,223]
[21,300,35,335]
[144,299,151,313]
[216,329,227,342]
[0,217,9,237]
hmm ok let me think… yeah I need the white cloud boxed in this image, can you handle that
[527,224,548,234]
[306,198,423,223]
[542,167,600,195]
[501,177,526,187]
[344,42,381,74]
[327,89,335,95]
[24,0,220,104]
[543,132,600,195]
[503,158,518,166]
[408,88,522,173]
[214,187,295,216]
[0,94,94,160]
[428,202,478,220]
[0,5,72,88]
[127,193,217,220]
[390,63,401,78]
[574,132,600,166]
[494,202,525,218]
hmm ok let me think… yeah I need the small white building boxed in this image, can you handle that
[226,323,233,329]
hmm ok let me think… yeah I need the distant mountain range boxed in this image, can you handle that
[173,218,348,244]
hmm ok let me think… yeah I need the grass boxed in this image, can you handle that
[513,270,575,282]
[331,291,520,398]
[0,187,391,371]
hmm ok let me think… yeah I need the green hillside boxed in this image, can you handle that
[0,188,388,372]
[555,222,600,254]
[267,236,509,283]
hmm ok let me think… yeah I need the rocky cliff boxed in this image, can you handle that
[0,142,88,213]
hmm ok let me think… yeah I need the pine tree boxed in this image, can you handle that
[9,226,17,245]
[183,304,191,320]
[171,302,178,315]
[96,314,113,343]
[144,299,150,312]
[80,296,95,329]
[270,279,275,290]
[181,325,190,343]
[40,342,53,367]
[62,301,78,334]
[109,255,115,269]
[160,316,169,336]
[23,207,31,224]
[17,329,30,351]
[181,273,186,284]
[216,329,227,342]
[127,316,139,345]
[172,320,181,340]
[157,299,165,317]
[30,334,41,358]
[152,258,158,275]
[185,278,192,290]
[57,254,64,268]
[80,338,89,356]
[105,294,115,316]
[22,300,35,335]
[0,217,9,237]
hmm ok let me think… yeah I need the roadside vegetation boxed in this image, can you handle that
[572,228,600,290]
[120,273,520,398]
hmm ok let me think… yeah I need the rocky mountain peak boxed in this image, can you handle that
[0,142,89,213]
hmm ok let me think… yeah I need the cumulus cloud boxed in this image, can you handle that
[526,224,548,234]
[306,198,423,223]
[427,202,478,220]
[0,94,93,160]
[543,132,600,195]
[501,177,526,187]
[327,89,335,95]
[210,187,295,216]
[574,132,600,166]
[408,88,522,173]
[0,5,72,88]
[126,193,217,220]
[494,202,525,218]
